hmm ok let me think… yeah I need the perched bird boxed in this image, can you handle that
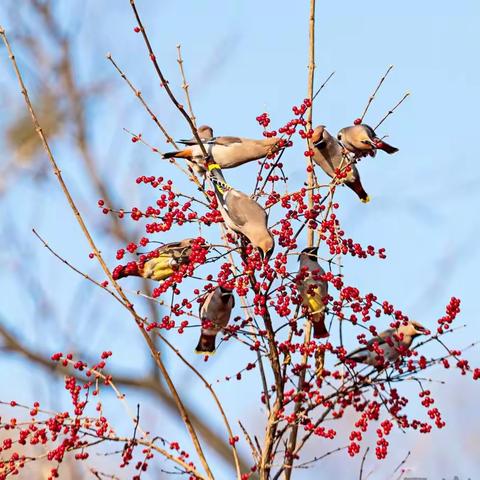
[337,124,398,156]
[163,129,283,172]
[195,286,235,354]
[311,125,370,203]
[215,186,274,261]
[297,246,329,339]
[113,238,202,281]
[342,321,428,367]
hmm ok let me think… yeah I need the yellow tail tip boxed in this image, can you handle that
[361,195,371,204]
[194,349,216,356]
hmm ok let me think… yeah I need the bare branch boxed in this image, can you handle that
[374,91,411,130]
[176,44,197,128]
[359,65,394,122]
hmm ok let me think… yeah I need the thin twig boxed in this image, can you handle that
[32,228,125,306]
[106,53,177,148]
[122,127,195,180]
[359,447,370,480]
[359,65,394,122]
[295,445,347,469]
[374,91,410,130]
[390,450,411,480]
[312,71,335,101]
[239,421,261,464]
[176,44,197,127]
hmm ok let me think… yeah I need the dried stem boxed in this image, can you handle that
[106,53,178,148]
[255,281,284,479]
[282,1,316,478]
[156,332,242,479]
[390,450,411,480]
[176,44,197,127]
[359,447,370,480]
[359,65,394,122]
[122,127,195,179]
[294,446,347,469]
[374,91,410,130]
[32,228,125,305]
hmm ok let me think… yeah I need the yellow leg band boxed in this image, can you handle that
[208,163,221,171]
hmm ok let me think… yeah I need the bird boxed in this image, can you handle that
[112,238,204,282]
[311,125,370,203]
[296,246,329,339]
[195,286,235,354]
[163,128,284,172]
[341,321,428,367]
[337,124,398,156]
[215,185,275,261]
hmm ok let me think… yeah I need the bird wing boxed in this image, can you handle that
[158,239,194,262]
[177,139,202,145]
[138,239,192,256]
[225,191,266,227]
[178,132,214,145]
[376,328,396,342]
[363,124,377,140]
[142,256,174,281]
[300,277,326,313]
[199,290,215,320]
[206,136,243,146]
[346,329,394,359]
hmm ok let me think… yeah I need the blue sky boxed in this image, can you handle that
[1,0,479,478]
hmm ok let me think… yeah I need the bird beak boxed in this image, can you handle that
[414,325,428,335]
[259,247,274,262]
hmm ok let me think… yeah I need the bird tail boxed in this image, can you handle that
[376,141,398,154]
[346,179,370,203]
[194,334,217,355]
[311,313,329,339]
[335,350,366,366]
[162,148,193,160]
[112,262,139,280]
